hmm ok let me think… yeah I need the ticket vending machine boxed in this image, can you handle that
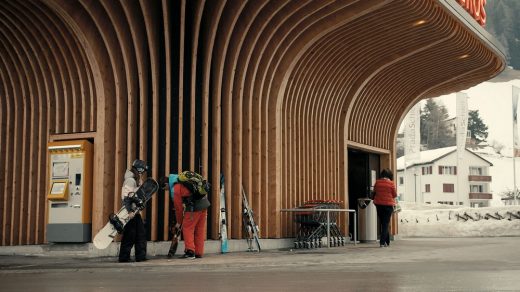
[47,140,93,242]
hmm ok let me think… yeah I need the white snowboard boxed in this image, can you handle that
[93,178,158,249]
[93,207,130,249]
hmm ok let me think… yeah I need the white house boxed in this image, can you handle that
[396,146,493,207]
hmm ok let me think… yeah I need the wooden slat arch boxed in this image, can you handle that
[0,7,37,246]
[0,0,505,245]
[4,2,51,245]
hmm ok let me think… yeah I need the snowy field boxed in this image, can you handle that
[398,202,520,237]
[397,146,520,237]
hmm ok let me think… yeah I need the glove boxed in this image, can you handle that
[123,196,135,212]
[131,195,144,209]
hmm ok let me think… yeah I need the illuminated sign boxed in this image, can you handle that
[457,0,486,26]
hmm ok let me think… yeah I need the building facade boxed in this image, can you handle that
[0,0,506,246]
[397,147,493,207]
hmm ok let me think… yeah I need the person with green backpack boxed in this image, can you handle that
[162,171,211,259]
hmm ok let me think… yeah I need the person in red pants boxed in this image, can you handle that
[168,174,210,259]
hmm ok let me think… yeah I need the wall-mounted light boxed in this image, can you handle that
[413,20,427,26]
[458,54,470,59]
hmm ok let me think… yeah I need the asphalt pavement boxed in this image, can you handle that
[1,237,520,291]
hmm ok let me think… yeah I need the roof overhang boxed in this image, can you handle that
[437,0,506,63]
[334,0,507,150]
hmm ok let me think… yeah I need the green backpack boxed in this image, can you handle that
[178,171,210,200]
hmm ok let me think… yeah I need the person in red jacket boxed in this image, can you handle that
[168,174,210,259]
[373,168,397,248]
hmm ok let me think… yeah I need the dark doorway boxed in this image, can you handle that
[347,148,380,238]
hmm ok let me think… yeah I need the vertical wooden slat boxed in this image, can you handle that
[29,2,53,244]
[140,0,159,241]
[0,7,34,245]
[162,0,171,241]
[0,36,23,245]
[187,0,195,173]
[0,52,14,245]
[100,0,132,217]
[217,1,247,240]
[121,0,149,229]
[19,95,30,244]
[10,2,43,244]
[228,2,268,239]
[80,0,126,232]
[120,0,146,165]
[27,68,39,244]
[17,33,32,245]
[0,52,7,245]
[11,4,46,244]
[177,0,185,173]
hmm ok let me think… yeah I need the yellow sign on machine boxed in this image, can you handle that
[47,140,93,242]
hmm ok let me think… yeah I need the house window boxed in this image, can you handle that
[439,166,457,175]
[425,184,430,193]
[470,185,484,193]
[422,166,433,175]
[470,167,483,175]
[399,177,404,185]
[443,183,455,193]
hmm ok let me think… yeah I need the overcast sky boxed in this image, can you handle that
[438,79,520,151]
[398,72,520,200]
[401,70,520,155]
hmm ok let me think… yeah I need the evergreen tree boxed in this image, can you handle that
[486,0,520,69]
[420,99,455,150]
[467,110,488,144]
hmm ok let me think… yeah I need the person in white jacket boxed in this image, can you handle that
[118,159,148,262]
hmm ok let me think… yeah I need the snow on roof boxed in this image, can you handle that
[396,146,493,170]
[397,146,456,170]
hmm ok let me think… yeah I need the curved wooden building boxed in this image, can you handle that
[0,0,505,246]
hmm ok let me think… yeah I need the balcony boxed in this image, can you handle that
[468,175,492,182]
[469,193,492,200]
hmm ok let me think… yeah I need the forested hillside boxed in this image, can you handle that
[486,0,520,69]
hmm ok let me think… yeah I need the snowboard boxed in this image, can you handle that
[219,174,229,253]
[241,185,261,252]
[93,178,159,249]
[168,223,182,258]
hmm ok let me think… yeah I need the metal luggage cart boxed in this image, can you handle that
[287,200,349,249]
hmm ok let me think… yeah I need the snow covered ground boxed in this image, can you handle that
[398,202,520,237]
[396,77,520,238]
[393,146,520,237]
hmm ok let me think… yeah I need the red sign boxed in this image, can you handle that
[457,0,487,26]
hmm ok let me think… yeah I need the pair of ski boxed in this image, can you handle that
[241,186,261,252]
[220,177,261,252]
[216,176,262,253]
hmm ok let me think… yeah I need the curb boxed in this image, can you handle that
[0,239,296,258]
